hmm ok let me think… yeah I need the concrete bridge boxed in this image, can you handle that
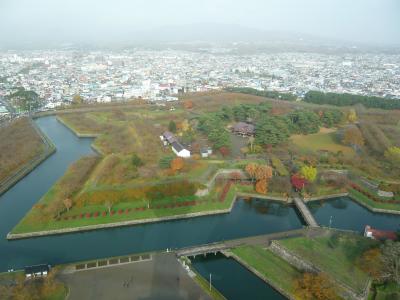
[293,197,318,227]
[176,228,317,257]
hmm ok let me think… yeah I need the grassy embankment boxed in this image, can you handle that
[278,232,376,294]
[0,117,47,183]
[191,269,227,300]
[348,188,400,212]
[230,245,302,296]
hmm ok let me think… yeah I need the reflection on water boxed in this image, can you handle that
[192,253,287,300]
[308,197,400,232]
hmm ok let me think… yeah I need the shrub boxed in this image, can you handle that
[131,153,144,167]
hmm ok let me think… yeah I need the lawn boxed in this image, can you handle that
[348,188,400,212]
[12,181,238,234]
[290,130,355,157]
[278,232,376,294]
[231,245,301,296]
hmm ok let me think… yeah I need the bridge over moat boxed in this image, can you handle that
[293,197,319,227]
[176,228,321,257]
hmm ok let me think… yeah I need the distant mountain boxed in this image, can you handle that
[1,23,399,53]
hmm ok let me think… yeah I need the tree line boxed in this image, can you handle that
[197,102,343,149]
[225,87,297,101]
[304,91,400,110]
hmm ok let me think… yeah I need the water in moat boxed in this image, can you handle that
[1,116,399,299]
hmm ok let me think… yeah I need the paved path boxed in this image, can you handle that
[293,197,318,227]
[60,253,211,300]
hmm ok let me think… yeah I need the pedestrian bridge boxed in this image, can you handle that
[176,228,310,257]
[293,197,318,227]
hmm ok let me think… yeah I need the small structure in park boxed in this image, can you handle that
[24,264,50,279]
[232,122,255,137]
[160,131,191,158]
[364,225,398,241]
[200,147,213,158]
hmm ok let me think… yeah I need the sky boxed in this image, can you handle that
[0,0,399,47]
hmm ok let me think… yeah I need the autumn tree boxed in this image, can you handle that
[245,163,258,182]
[219,146,230,157]
[254,165,273,195]
[254,165,273,181]
[183,100,194,109]
[342,127,364,148]
[347,109,358,123]
[180,119,190,132]
[358,248,382,279]
[255,179,268,194]
[170,157,184,172]
[300,165,317,182]
[384,146,400,165]
[294,273,339,300]
[63,198,72,212]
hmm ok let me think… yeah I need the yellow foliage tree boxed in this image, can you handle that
[300,165,317,182]
[347,109,358,123]
[384,146,400,165]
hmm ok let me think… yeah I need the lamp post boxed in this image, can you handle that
[209,273,212,291]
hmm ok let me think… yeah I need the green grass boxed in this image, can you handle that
[290,131,355,157]
[278,232,376,294]
[374,282,400,300]
[349,188,400,211]
[12,185,238,234]
[231,245,301,295]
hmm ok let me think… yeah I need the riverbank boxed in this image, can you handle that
[0,118,56,196]
[8,188,299,240]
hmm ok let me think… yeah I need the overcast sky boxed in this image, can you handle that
[1,0,399,47]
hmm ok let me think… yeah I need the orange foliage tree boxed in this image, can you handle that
[183,100,194,109]
[255,180,268,194]
[170,157,184,172]
[294,273,339,300]
[254,165,273,195]
[254,165,273,181]
[245,163,257,182]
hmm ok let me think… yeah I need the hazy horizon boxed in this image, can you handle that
[1,0,399,48]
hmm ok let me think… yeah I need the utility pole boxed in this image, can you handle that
[209,273,212,291]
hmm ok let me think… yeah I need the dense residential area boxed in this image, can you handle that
[1,1,400,299]
[0,50,400,121]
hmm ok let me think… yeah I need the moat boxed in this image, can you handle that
[1,116,399,299]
